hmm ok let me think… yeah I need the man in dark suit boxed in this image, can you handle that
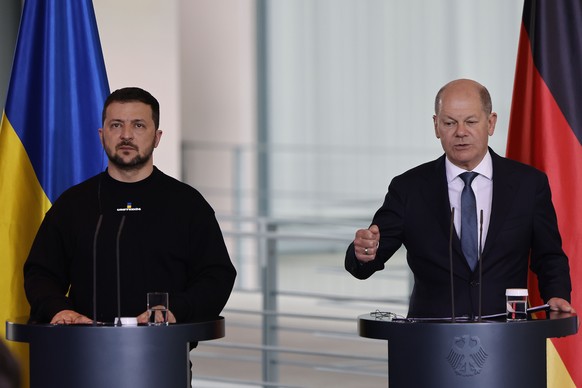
[345,79,573,318]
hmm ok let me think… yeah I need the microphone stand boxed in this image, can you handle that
[115,215,126,326]
[92,215,103,326]
[477,209,484,322]
[449,208,455,323]
[93,173,104,326]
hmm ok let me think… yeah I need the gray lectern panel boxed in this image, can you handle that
[6,317,225,388]
[358,313,577,388]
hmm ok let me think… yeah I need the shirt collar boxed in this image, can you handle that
[445,150,493,183]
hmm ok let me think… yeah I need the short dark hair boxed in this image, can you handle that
[102,87,160,129]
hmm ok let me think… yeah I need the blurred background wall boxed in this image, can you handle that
[0,0,20,110]
[1,1,524,386]
[1,0,522,223]
[0,0,523,323]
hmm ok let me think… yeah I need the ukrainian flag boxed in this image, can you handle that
[0,1,109,385]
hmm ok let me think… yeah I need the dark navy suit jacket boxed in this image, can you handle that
[345,149,571,318]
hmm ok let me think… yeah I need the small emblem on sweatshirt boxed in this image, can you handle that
[117,202,142,212]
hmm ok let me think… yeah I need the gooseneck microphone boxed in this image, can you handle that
[92,215,103,325]
[92,173,104,326]
[477,209,484,322]
[115,215,126,325]
[449,207,456,323]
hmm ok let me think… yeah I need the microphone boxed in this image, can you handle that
[92,174,104,326]
[477,209,484,322]
[92,215,103,325]
[449,207,455,323]
[115,215,126,326]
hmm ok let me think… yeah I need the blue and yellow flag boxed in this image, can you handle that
[0,0,109,385]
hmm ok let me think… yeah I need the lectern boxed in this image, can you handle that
[358,312,578,388]
[6,317,225,388]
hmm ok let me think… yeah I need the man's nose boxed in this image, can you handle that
[455,123,468,136]
[120,127,133,140]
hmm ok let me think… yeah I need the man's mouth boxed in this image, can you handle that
[117,142,137,151]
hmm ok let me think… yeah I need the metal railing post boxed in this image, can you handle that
[260,219,278,386]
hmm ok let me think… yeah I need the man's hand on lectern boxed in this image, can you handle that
[51,310,93,324]
[547,297,576,313]
[136,309,177,324]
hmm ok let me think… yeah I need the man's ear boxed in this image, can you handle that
[488,113,498,136]
[433,115,440,139]
[154,129,163,148]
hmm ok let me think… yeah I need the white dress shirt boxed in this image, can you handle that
[445,151,493,250]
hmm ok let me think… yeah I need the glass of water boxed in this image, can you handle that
[147,292,169,326]
[506,288,528,321]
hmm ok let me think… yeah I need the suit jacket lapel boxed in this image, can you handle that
[423,155,467,263]
[424,155,453,235]
[482,149,518,259]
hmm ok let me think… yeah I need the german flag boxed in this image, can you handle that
[507,1,582,386]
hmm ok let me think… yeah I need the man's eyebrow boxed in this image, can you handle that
[440,114,479,120]
[108,118,146,123]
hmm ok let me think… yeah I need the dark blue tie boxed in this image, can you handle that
[460,172,478,270]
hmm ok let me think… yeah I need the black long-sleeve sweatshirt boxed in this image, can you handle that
[24,167,236,323]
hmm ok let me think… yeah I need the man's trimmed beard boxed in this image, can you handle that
[104,138,156,170]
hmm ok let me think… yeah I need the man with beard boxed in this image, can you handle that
[24,87,237,326]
